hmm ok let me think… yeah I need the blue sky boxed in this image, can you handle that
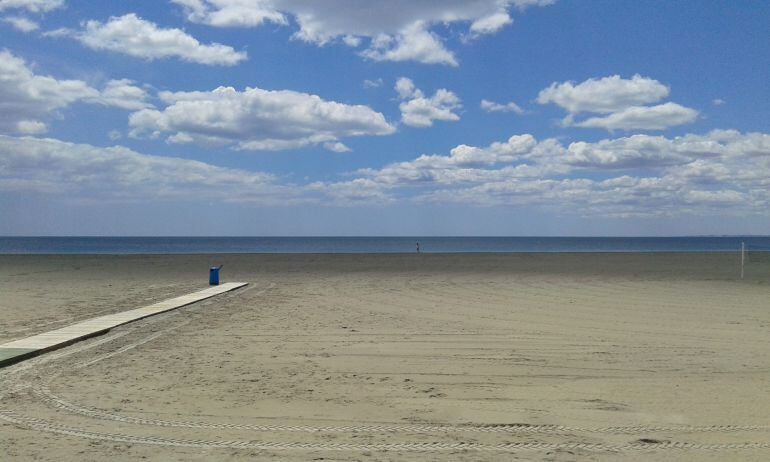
[1,0,769,235]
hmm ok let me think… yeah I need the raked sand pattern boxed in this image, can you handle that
[1,253,769,461]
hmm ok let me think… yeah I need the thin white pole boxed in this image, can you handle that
[741,241,745,280]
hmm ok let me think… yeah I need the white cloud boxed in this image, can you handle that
[2,129,769,217]
[0,0,62,13]
[396,77,461,128]
[171,0,287,28]
[16,119,47,134]
[172,0,555,66]
[537,74,669,115]
[395,77,419,99]
[360,21,457,66]
[712,98,725,106]
[352,134,564,189]
[314,130,770,216]
[342,35,361,47]
[0,135,301,203]
[480,99,524,114]
[445,134,546,166]
[363,78,383,89]
[684,189,744,205]
[60,14,247,66]
[129,85,396,151]
[94,79,153,110]
[572,102,698,131]
[510,0,556,8]
[0,49,97,134]
[323,141,351,153]
[2,15,38,31]
[469,12,512,37]
[0,50,154,134]
[566,134,693,169]
[308,178,393,205]
[569,130,770,171]
[538,74,698,131]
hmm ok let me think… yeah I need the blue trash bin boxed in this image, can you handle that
[209,265,222,285]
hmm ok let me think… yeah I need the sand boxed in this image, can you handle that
[1,253,769,461]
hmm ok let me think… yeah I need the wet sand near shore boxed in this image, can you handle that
[1,253,769,460]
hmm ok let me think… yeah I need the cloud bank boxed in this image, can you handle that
[0,135,298,203]
[2,128,768,219]
[317,130,770,216]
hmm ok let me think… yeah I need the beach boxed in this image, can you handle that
[1,253,769,460]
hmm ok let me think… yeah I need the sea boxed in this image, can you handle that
[0,236,769,254]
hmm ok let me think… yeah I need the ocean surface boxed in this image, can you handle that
[0,236,769,254]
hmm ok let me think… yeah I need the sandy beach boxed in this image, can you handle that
[1,253,769,460]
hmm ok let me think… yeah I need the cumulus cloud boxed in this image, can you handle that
[0,0,62,13]
[57,13,247,66]
[171,0,287,28]
[0,135,301,203]
[572,102,698,131]
[94,79,153,110]
[2,15,38,31]
[128,85,395,151]
[566,134,693,169]
[537,74,698,131]
[352,134,565,189]
[395,77,461,128]
[314,130,770,216]
[537,74,669,114]
[360,21,458,66]
[0,50,153,134]
[172,0,555,66]
[2,129,769,217]
[566,130,770,172]
[0,50,96,134]
[480,99,524,114]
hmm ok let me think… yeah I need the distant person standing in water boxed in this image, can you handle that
[416,242,420,253]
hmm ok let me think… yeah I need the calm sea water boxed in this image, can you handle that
[0,236,769,254]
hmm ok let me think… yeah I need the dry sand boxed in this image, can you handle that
[1,253,769,461]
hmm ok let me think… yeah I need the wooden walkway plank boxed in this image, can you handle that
[0,282,248,367]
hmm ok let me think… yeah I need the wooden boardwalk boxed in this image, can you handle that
[0,282,248,367]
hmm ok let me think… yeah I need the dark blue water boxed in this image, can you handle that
[0,236,769,254]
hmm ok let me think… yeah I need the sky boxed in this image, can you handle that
[0,0,769,236]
